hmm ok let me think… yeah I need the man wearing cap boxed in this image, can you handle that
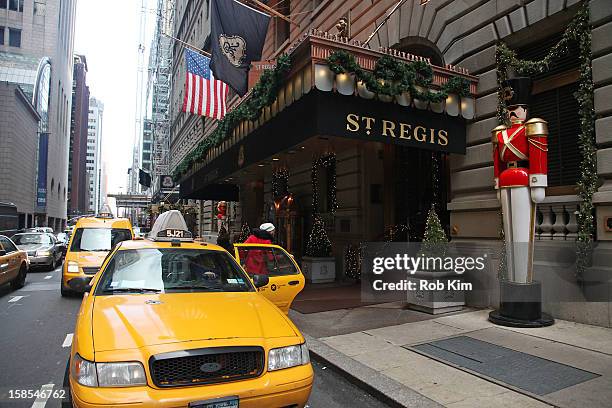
[489,77,553,327]
[243,223,276,275]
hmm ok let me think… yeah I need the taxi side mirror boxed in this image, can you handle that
[252,274,269,288]
[0,249,6,256]
[68,277,92,292]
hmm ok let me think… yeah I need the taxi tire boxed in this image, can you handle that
[10,264,27,290]
[62,359,73,407]
[61,281,74,297]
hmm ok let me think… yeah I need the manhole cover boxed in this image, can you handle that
[410,336,599,395]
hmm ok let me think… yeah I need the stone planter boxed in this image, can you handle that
[302,256,336,283]
[406,270,465,314]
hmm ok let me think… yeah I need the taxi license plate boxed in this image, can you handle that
[189,397,239,408]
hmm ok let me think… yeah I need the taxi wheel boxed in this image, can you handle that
[61,281,74,297]
[62,359,73,407]
[10,264,27,290]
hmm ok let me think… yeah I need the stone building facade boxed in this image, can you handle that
[0,82,40,231]
[170,0,612,327]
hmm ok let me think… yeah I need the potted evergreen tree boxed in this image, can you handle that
[302,215,336,283]
[406,205,465,314]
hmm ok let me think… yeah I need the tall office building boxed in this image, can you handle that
[68,54,90,217]
[87,97,104,213]
[0,0,77,231]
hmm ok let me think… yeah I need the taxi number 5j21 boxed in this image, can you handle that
[166,229,184,238]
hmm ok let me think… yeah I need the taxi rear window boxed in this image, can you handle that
[95,248,254,294]
[70,228,132,252]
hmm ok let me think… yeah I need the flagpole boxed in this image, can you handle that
[162,32,212,57]
[363,0,409,46]
[242,0,298,25]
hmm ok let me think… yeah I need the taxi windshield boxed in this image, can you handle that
[95,248,254,294]
[70,228,132,252]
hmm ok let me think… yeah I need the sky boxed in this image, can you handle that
[74,0,157,204]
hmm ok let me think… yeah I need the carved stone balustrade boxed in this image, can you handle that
[536,195,581,241]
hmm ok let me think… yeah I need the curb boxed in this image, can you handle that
[304,334,443,408]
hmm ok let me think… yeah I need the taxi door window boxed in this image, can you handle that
[239,247,298,277]
[0,237,17,253]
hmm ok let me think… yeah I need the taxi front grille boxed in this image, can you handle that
[149,346,264,387]
[82,267,98,275]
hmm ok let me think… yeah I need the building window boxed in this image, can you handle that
[0,27,4,45]
[517,33,581,189]
[9,28,21,47]
[9,0,23,12]
[0,0,6,9]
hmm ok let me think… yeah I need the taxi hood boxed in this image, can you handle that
[91,292,297,351]
[72,251,108,267]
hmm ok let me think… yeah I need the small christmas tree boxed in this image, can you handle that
[236,222,250,243]
[305,215,332,257]
[421,205,448,259]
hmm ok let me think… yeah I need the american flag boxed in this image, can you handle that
[182,48,229,120]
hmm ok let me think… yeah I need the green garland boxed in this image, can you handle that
[495,2,595,280]
[311,153,338,215]
[172,54,292,180]
[326,51,471,103]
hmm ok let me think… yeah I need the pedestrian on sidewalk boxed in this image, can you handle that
[216,226,234,254]
[243,223,275,275]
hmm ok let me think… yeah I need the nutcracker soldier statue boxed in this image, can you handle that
[488,77,554,327]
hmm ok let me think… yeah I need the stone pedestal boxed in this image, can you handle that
[302,256,336,283]
[406,271,465,314]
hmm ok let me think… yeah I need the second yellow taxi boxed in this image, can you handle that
[66,210,313,408]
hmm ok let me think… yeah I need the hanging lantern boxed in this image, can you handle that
[357,80,375,99]
[335,73,355,96]
[461,96,475,119]
[377,79,393,102]
[314,64,334,91]
[429,90,445,113]
[445,93,460,116]
[413,85,429,109]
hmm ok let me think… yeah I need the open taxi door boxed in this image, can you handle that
[234,244,305,314]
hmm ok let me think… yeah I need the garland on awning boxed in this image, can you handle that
[326,51,471,102]
[495,2,595,280]
[172,54,292,180]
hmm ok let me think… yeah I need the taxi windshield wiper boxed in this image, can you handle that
[165,285,224,291]
[103,287,162,293]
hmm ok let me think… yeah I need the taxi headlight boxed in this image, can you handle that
[37,250,51,257]
[96,362,147,387]
[268,343,310,371]
[72,354,98,387]
[67,261,79,273]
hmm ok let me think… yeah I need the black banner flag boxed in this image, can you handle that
[210,0,270,96]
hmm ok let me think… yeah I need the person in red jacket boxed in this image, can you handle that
[243,223,275,275]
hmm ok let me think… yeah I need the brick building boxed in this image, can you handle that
[170,0,612,327]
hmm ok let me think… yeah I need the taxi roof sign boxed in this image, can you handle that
[149,210,193,242]
[97,203,114,219]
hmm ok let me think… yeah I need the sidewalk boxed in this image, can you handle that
[292,306,612,408]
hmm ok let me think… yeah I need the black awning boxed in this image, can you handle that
[180,182,239,201]
[179,90,466,199]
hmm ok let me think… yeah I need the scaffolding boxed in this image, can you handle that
[147,0,174,193]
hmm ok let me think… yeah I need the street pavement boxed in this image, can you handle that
[0,266,389,408]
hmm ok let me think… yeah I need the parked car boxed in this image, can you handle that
[56,232,69,259]
[11,232,63,271]
[26,227,54,233]
[0,235,28,290]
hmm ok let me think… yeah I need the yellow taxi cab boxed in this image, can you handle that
[0,234,28,291]
[66,210,313,407]
[61,210,133,297]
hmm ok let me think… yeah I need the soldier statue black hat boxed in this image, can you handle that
[501,77,533,108]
